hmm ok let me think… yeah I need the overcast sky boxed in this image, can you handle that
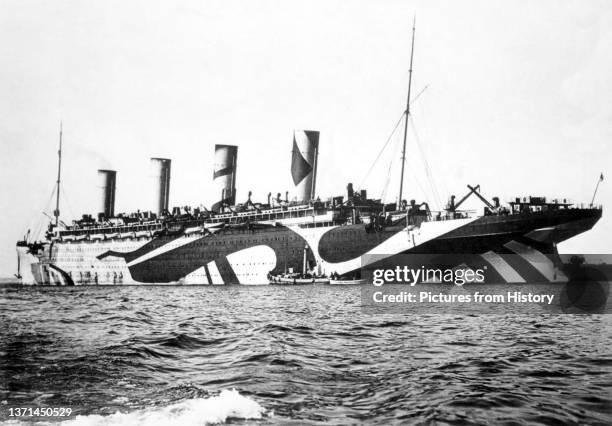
[1,0,610,276]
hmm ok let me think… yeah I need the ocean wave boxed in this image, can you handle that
[61,389,266,426]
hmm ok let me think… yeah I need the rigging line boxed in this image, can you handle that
[380,162,393,201]
[405,139,431,205]
[403,159,430,205]
[358,111,405,190]
[60,185,76,223]
[416,150,442,209]
[380,131,403,200]
[357,85,429,191]
[33,185,57,241]
[411,172,430,206]
[409,114,442,209]
[44,185,58,216]
[410,84,429,107]
[381,120,429,205]
[414,90,450,207]
[23,181,55,237]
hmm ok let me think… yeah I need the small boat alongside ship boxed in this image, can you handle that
[268,273,330,285]
[329,278,368,285]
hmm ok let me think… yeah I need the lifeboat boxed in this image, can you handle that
[184,226,203,235]
[329,278,367,285]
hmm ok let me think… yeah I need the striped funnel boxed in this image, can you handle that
[291,130,319,202]
[212,144,238,212]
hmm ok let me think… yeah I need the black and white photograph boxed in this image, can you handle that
[1,0,611,424]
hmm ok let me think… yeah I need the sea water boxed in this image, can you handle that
[1,284,611,425]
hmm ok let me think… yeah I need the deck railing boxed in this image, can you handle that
[55,200,602,239]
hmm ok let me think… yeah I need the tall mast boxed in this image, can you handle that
[398,17,416,206]
[53,122,63,227]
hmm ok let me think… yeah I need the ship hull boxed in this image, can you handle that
[19,207,601,285]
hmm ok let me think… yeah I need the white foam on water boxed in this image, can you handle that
[53,389,265,426]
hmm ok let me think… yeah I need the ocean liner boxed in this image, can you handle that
[15,25,602,286]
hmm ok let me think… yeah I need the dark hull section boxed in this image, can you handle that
[318,224,405,262]
[103,227,310,283]
[364,208,602,284]
[431,207,602,249]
